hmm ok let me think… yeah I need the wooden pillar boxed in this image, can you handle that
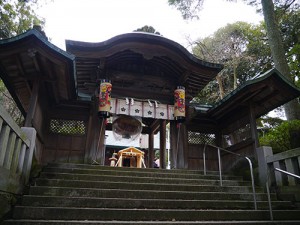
[177,123,188,169]
[148,131,154,168]
[97,117,107,165]
[182,124,189,169]
[249,102,259,149]
[84,102,95,163]
[24,80,40,127]
[160,120,166,169]
[170,121,178,169]
[215,129,222,147]
[87,98,107,165]
[170,121,188,169]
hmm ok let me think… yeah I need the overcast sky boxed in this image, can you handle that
[37,0,263,50]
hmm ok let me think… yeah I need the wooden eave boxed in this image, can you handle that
[0,29,76,115]
[188,69,300,133]
[66,32,223,104]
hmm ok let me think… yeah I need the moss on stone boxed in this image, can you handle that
[0,192,17,221]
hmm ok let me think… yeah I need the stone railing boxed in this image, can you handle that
[0,105,36,194]
[257,146,300,187]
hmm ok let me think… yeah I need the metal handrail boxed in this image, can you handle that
[265,167,300,221]
[203,143,257,210]
[275,168,300,179]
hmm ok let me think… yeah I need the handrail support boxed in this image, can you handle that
[217,148,223,186]
[202,143,257,210]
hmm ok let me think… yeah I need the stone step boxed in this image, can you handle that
[3,220,299,225]
[3,163,299,225]
[40,172,250,186]
[46,163,219,175]
[35,178,259,193]
[21,195,294,210]
[42,166,242,181]
[11,206,300,221]
[28,186,274,201]
[3,220,300,225]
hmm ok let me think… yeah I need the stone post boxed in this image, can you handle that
[256,146,273,186]
[20,127,37,184]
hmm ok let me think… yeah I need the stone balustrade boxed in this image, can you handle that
[257,146,300,187]
[0,105,36,194]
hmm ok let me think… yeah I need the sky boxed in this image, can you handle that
[37,0,263,50]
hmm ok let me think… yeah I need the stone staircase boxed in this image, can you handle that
[2,163,300,224]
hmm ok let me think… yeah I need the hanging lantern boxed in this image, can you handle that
[174,86,185,122]
[98,79,112,118]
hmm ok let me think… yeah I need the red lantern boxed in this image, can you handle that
[98,80,112,118]
[174,86,185,122]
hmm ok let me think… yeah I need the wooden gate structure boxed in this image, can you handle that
[1,28,300,170]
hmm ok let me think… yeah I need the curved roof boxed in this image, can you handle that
[66,32,223,104]
[66,32,221,69]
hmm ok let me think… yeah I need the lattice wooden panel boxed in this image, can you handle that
[188,131,216,145]
[49,119,86,135]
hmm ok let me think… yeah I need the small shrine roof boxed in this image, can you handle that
[0,29,76,114]
[189,69,300,133]
[118,146,144,155]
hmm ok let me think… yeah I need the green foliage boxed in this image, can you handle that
[192,21,272,104]
[168,0,203,20]
[257,115,284,129]
[0,79,24,126]
[192,7,300,105]
[134,25,161,35]
[168,0,299,20]
[0,0,44,39]
[259,120,300,153]
[279,9,300,87]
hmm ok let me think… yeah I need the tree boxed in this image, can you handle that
[192,22,272,104]
[259,120,300,153]
[133,25,161,35]
[279,8,300,88]
[0,0,44,39]
[168,0,300,120]
[194,7,300,104]
[260,0,300,120]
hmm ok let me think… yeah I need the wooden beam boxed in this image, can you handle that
[15,55,33,93]
[108,86,174,104]
[179,70,190,84]
[32,54,41,73]
[150,119,161,134]
[24,79,40,127]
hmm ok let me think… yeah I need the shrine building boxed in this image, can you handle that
[1,28,300,171]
